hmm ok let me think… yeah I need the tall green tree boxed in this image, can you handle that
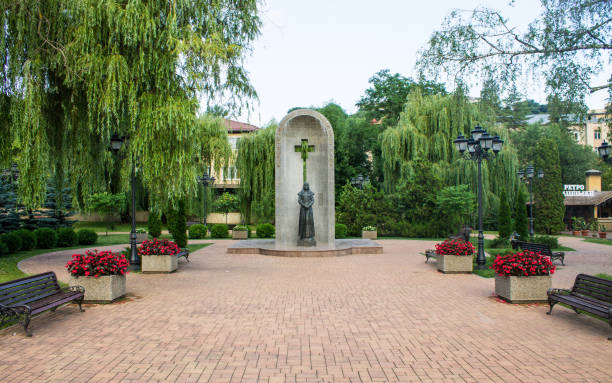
[497,190,512,239]
[417,0,611,116]
[533,138,565,234]
[514,189,529,240]
[236,125,276,223]
[380,89,520,215]
[356,69,446,126]
[0,1,260,208]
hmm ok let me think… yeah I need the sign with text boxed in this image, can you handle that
[563,184,594,197]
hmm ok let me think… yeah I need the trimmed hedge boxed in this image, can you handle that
[0,232,22,253]
[147,212,162,238]
[57,227,78,247]
[529,235,559,249]
[210,224,229,238]
[255,223,275,238]
[15,229,36,251]
[34,228,57,249]
[0,242,8,257]
[77,229,98,245]
[189,224,208,239]
[335,223,347,239]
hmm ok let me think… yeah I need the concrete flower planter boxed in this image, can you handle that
[362,230,377,240]
[135,233,148,243]
[70,274,126,303]
[436,254,473,273]
[232,230,248,239]
[494,275,551,303]
[141,254,178,273]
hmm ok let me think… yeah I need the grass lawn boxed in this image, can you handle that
[74,222,169,233]
[583,237,612,246]
[0,234,132,284]
[595,273,612,280]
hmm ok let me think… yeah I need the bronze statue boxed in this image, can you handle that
[298,182,315,246]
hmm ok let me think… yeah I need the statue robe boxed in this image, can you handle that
[298,188,315,241]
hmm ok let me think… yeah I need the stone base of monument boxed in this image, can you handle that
[227,239,382,257]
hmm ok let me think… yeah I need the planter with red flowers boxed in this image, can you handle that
[138,239,181,273]
[66,250,128,303]
[492,250,555,303]
[435,239,474,273]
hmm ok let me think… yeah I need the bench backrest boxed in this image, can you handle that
[0,272,61,307]
[517,241,552,256]
[571,274,612,303]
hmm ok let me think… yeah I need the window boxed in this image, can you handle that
[573,132,580,141]
[595,130,601,140]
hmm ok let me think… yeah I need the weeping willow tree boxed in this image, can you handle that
[236,124,276,224]
[381,89,520,217]
[0,0,260,209]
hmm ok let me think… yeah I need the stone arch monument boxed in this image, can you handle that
[275,109,335,247]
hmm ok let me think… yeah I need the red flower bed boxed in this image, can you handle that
[491,250,556,277]
[138,239,181,256]
[65,250,128,278]
[435,239,475,256]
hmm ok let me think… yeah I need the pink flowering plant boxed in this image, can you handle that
[65,250,129,278]
[138,239,181,256]
[434,238,475,256]
[491,250,556,277]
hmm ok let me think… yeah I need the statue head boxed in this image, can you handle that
[303,182,310,191]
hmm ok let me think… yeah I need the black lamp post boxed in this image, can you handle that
[197,173,215,225]
[350,174,369,189]
[110,133,140,271]
[518,165,544,237]
[597,140,612,164]
[453,126,504,269]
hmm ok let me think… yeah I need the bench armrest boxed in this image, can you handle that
[547,288,571,296]
[0,303,31,316]
[551,251,564,256]
[65,285,85,294]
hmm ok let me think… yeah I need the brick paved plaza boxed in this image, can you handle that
[1,238,611,383]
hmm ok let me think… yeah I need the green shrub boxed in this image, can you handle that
[14,229,36,250]
[0,241,8,257]
[189,224,208,239]
[210,224,229,238]
[0,232,22,253]
[167,200,187,247]
[57,227,78,247]
[488,237,510,249]
[256,223,275,238]
[34,228,58,249]
[335,223,347,239]
[77,229,98,245]
[529,235,559,249]
[147,211,162,238]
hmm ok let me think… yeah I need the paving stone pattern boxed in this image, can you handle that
[1,238,610,383]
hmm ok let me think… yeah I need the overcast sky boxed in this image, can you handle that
[228,0,610,126]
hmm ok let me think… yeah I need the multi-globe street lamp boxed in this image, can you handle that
[350,174,369,189]
[197,173,215,225]
[518,165,544,238]
[453,126,504,270]
[109,133,140,271]
[597,140,612,164]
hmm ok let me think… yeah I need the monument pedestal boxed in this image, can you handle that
[227,239,382,257]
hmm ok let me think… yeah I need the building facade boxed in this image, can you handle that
[568,108,610,150]
[210,119,259,189]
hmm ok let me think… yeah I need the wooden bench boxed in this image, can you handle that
[0,272,85,336]
[424,249,437,263]
[448,226,471,242]
[517,241,565,265]
[177,248,190,262]
[547,274,612,339]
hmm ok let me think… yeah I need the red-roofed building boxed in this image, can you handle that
[210,119,260,190]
